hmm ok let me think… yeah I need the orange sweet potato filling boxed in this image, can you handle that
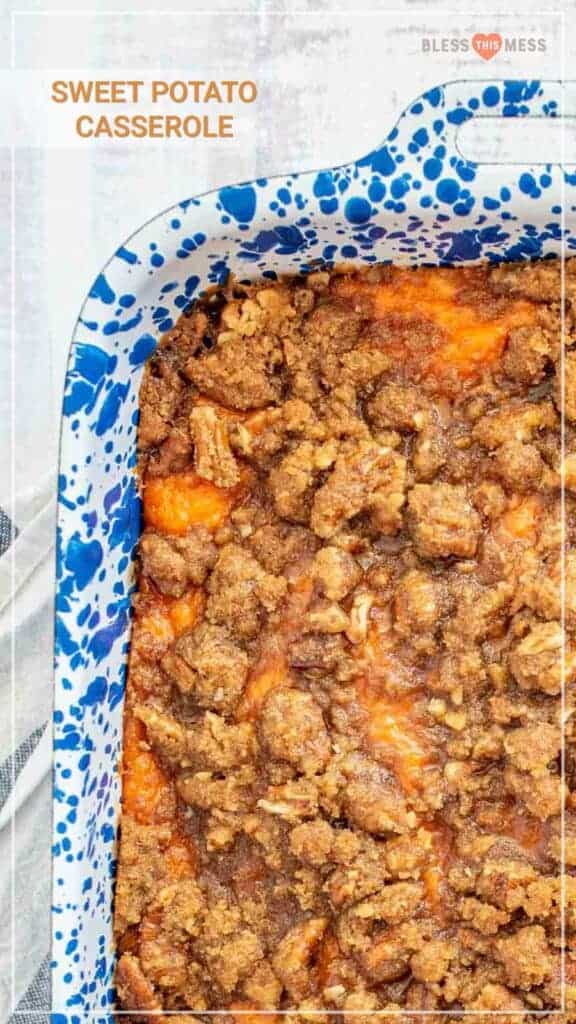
[228,1003,280,1024]
[123,590,203,875]
[137,588,205,656]
[334,266,536,379]
[357,619,433,791]
[143,470,238,534]
[122,715,171,825]
[240,573,315,718]
[499,493,544,543]
[122,708,196,879]
[358,682,432,792]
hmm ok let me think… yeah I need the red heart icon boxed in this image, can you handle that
[472,32,502,60]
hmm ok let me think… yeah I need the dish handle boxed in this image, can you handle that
[353,79,576,217]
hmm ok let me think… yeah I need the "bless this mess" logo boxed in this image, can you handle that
[422,33,546,60]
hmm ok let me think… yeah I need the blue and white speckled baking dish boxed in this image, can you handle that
[53,78,576,1018]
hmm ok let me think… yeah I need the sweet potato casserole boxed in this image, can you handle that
[114,259,575,1019]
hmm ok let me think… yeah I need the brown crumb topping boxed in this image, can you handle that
[114,259,574,1020]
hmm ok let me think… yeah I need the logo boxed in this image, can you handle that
[421,33,546,57]
[471,33,502,61]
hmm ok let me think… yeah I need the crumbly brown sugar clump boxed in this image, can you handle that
[115,260,576,1021]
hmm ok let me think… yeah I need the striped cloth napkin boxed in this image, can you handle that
[0,480,56,1023]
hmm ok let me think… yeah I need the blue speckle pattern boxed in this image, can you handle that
[53,78,576,1016]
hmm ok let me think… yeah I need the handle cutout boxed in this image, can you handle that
[458,116,576,166]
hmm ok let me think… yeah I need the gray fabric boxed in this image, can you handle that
[0,511,15,559]
[0,487,55,1020]
[0,724,45,815]
[0,506,51,1020]
[9,955,50,1022]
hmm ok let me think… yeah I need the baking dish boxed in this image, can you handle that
[53,77,576,1017]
